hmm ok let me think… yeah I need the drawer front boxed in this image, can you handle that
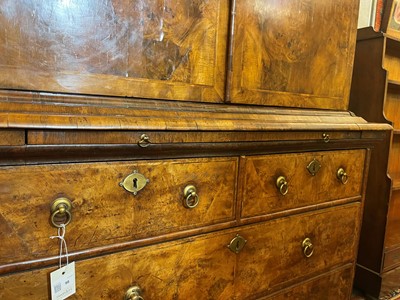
[261,266,353,299]
[240,149,366,218]
[0,204,360,299]
[235,203,360,298]
[0,157,237,265]
[0,226,239,299]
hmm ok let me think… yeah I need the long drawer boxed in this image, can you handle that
[0,157,237,265]
[239,149,366,218]
[0,203,361,299]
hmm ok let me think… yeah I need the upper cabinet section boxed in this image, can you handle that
[0,0,228,102]
[0,0,360,110]
[228,0,359,110]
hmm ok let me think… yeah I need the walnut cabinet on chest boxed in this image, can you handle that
[0,1,390,299]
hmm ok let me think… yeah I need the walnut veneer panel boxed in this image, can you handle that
[0,157,237,265]
[261,266,353,299]
[235,203,361,298]
[0,204,360,299]
[27,129,361,145]
[229,0,359,109]
[0,129,24,146]
[240,149,366,219]
[0,0,228,102]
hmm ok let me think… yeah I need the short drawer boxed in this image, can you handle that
[235,203,361,297]
[239,149,366,218]
[0,157,237,266]
[0,204,360,299]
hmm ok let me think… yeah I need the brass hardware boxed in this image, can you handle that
[138,134,151,148]
[276,176,288,196]
[307,159,321,176]
[120,171,150,195]
[336,167,349,185]
[302,238,314,258]
[183,185,199,209]
[228,234,247,254]
[124,286,144,300]
[50,197,72,228]
[322,133,330,143]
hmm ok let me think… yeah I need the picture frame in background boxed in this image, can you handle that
[382,0,400,37]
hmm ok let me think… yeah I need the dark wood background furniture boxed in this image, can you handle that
[0,1,391,299]
[350,24,400,299]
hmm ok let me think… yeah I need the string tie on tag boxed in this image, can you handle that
[50,224,69,268]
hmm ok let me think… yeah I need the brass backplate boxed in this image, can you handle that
[228,234,247,254]
[119,171,149,195]
[307,159,321,176]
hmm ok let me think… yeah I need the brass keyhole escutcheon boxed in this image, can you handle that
[307,159,321,176]
[120,170,150,195]
[228,234,247,254]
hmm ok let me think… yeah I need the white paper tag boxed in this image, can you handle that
[50,262,76,300]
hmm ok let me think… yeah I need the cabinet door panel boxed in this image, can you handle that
[0,0,228,102]
[229,0,359,109]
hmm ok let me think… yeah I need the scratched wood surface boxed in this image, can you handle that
[0,204,360,299]
[239,149,366,219]
[0,0,228,102]
[0,157,237,267]
[229,0,359,109]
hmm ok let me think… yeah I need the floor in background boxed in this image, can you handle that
[352,288,400,300]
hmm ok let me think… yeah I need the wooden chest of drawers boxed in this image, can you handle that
[0,0,392,299]
[0,122,388,299]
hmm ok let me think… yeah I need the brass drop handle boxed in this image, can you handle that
[138,134,151,148]
[124,286,144,300]
[50,197,72,228]
[276,176,288,196]
[183,185,199,208]
[302,238,314,258]
[336,168,348,185]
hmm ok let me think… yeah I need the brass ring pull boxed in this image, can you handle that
[322,133,330,143]
[50,197,72,228]
[138,134,151,148]
[302,238,314,258]
[124,286,144,300]
[276,176,288,196]
[183,185,199,209]
[336,168,348,185]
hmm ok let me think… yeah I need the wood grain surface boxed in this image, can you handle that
[229,0,359,109]
[0,157,237,267]
[239,149,366,219]
[0,204,360,299]
[0,0,228,102]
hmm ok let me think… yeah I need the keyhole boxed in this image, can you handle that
[236,240,241,251]
[133,178,138,189]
